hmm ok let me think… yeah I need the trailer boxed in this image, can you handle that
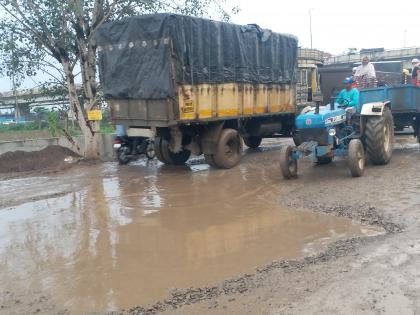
[360,85,420,138]
[97,14,298,168]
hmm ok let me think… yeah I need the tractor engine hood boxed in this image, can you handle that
[296,106,346,129]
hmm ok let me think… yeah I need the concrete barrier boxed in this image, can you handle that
[0,133,116,161]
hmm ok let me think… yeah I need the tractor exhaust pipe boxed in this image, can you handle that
[315,101,320,114]
[330,97,335,111]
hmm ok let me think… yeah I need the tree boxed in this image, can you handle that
[0,0,238,158]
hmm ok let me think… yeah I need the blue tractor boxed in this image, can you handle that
[280,97,394,178]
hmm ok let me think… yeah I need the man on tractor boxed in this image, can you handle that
[336,77,360,124]
[336,77,360,109]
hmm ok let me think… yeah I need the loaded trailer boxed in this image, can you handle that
[319,62,420,139]
[97,14,298,168]
[359,85,420,138]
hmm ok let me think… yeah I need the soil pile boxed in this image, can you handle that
[0,146,80,173]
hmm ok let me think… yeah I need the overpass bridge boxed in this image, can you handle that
[324,47,420,68]
[0,87,71,121]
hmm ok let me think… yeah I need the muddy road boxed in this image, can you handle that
[0,137,419,314]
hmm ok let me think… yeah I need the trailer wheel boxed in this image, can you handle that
[145,141,155,160]
[154,136,190,165]
[154,137,167,163]
[244,136,262,148]
[279,145,297,179]
[364,108,394,165]
[213,128,243,169]
[348,139,365,177]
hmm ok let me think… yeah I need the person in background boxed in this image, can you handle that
[402,69,410,84]
[411,58,420,86]
[116,124,126,137]
[355,56,376,78]
[351,67,358,88]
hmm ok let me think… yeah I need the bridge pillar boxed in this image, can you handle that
[14,104,30,122]
[14,104,21,122]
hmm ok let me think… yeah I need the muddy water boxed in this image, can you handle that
[0,158,383,314]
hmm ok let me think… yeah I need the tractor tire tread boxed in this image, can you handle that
[364,108,393,165]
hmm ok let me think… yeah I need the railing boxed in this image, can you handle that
[325,47,420,65]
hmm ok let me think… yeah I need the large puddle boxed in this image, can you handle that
[0,160,384,314]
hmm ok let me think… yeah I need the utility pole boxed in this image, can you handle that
[403,29,407,47]
[309,8,314,49]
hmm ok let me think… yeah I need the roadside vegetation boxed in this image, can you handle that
[0,107,115,141]
[0,0,238,157]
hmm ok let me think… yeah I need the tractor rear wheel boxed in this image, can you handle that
[154,136,191,165]
[348,139,365,177]
[244,136,262,148]
[212,128,243,169]
[279,145,297,179]
[364,108,394,165]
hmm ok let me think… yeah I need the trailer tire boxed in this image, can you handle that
[244,136,262,148]
[154,136,190,165]
[154,137,167,163]
[364,108,394,165]
[348,139,365,177]
[279,145,297,179]
[145,141,155,160]
[213,128,243,169]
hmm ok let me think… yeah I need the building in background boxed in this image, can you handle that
[297,48,324,106]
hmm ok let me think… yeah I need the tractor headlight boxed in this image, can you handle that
[328,128,336,136]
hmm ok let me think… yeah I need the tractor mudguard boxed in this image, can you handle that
[360,101,391,116]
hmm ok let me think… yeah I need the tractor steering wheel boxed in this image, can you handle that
[331,97,350,108]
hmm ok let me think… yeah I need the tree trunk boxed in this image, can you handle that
[84,126,101,159]
[62,59,100,159]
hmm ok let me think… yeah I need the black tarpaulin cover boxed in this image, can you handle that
[97,13,298,100]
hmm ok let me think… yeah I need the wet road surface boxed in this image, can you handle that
[0,143,384,314]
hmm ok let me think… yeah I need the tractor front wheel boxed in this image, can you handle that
[279,145,298,179]
[348,139,365,177]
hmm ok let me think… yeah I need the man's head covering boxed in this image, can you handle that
[412,58,420,64]
[343,77,353,84]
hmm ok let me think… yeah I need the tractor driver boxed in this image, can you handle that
[336,77,360,110]
[336,77,360,125]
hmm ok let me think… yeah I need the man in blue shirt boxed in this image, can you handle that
[337,77,360,111]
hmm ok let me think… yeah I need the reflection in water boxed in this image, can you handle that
[0,162,383,314]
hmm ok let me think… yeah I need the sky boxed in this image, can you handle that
[232,0,419,53]
[1,0,419,92]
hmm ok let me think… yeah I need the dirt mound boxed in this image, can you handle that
[0,146,80,173]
